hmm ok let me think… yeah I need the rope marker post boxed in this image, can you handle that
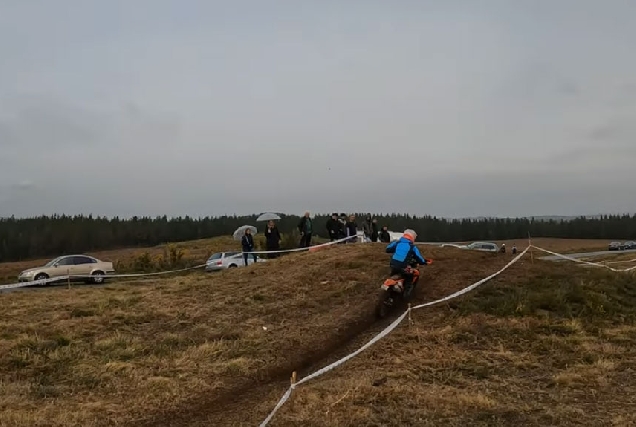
[528,232,534,264]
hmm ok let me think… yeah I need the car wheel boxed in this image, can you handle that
[91,271,105,284]
[34,273,49,285]
[228,264,237,268]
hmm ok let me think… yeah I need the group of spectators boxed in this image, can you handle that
[299,212,392,248]
[241,213,394,265]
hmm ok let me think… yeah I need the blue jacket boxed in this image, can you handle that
[386,236,427,268]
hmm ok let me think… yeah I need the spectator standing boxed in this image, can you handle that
[379,226,391,243]
[345,214,358,243]
[337,213,347,244]
[362,216,372,242]
[241,228,257,266]
[371,218,379,242]
[264,220,281,258]
[512,244,517,255]
[298,211,313,248]
[326,213,340,242]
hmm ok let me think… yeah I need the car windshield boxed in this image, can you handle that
[44,256,63,267]
[208,253,223,260]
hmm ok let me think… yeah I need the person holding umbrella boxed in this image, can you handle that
[264,220,281,258]
[241,228,257,266]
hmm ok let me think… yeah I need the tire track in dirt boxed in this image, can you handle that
[129,252,522,427]
[129,299,394,427]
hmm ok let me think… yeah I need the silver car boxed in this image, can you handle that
[462,242,500,252]
[205,251,266,271]
[18,254,116,284]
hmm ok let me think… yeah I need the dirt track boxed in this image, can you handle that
[127,246,534,427]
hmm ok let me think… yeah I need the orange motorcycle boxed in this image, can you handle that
[375,260,428,318]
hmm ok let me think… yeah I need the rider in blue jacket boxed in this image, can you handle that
[386,229,430,294]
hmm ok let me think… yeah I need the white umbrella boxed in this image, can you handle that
[233,225,257,241]
[256,212,281,222]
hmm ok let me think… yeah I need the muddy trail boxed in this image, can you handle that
[129,248,531,427]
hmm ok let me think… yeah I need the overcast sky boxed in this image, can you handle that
[1,0,635,218]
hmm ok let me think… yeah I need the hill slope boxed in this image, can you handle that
[0,243,523,427]
[250,260,636,427]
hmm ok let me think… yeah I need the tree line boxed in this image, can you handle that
[0,213,635,262]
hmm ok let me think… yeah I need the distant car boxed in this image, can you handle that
[608,242,622,251]
[622,241,636,250]
[205,251,266,271]
[462,242,500,252]
[18,255,115,284]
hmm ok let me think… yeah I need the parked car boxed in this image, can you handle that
[608,242,622,251]
[18,255,115,284]
[622,241,636,250]
[205,251,266,271]
[462,241,500,252]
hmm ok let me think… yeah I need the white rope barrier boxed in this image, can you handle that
[531,246,636,273]
[258,246,531,427]
[0,236,358,292]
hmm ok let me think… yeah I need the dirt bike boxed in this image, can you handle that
[375,261,426,318]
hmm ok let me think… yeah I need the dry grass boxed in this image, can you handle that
[1,239,635,427]
[0,243,521,427]
[254,261,636,427]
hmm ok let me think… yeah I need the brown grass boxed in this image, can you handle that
[0,243,523,427]
[1,239,635,427]
[252,260,636,427]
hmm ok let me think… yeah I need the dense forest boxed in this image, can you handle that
[1,213,635,262]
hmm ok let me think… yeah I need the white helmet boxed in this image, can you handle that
[403,229,417,240]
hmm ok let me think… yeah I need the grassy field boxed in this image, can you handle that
[0,238,634,426]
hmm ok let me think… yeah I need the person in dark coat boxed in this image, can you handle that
[264,220,281,258]
[326,213,340,242]
[298,211,313,248]
[241,228,257,266]
[345,214,358,243]
[337,213,347,244]
[379,226,391,243]
[362,216,372,242]
[371,218,379,242]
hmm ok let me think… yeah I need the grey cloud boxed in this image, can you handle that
[1,1,636,218]
[12,180,36,190]
[0,98,182,152]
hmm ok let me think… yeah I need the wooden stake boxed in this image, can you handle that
[408,303,413,325]
[291,371,297,385]
[528,232,534,264]
[67,269,71,289]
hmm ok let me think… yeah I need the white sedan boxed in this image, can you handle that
[205,251,267,271]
